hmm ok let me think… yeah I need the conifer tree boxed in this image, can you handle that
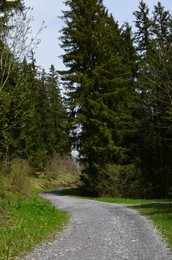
[15,60,70,169]
[0,0,24,12]
[60,0,135,194]
[17,59,51,168]
[46,65,70,155]
[133,1,172,197]
[133,0,152,56]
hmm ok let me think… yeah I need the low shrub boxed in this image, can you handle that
[9,158,31,197]
[45,154,81,186]
[95,164,145,198]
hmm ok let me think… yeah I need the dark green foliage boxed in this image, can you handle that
[132,1,172,198]
[59,0,172,198]
[0,1,70,170]
[82,164,144,198]
[133,0,152,55]
[7,59,70,169]
[0,28,70,170]
[0,0,24,12]
[60,0,136,195]
[1,0,172,199]
[46,65,70,155]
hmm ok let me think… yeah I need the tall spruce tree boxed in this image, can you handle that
[60,0,135,195]
[148,2,172,197]
[46,65,70,155]
[133,0,152,56]
[133,1,172,197]
[16,58,69,169]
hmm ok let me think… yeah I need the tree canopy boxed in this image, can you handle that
[0,0,171,198]
[0,2,70,170]
[60,0,172,198]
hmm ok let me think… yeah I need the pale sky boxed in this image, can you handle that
[24,0,172,72]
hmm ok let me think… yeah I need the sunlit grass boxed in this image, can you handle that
[0,196,69,259]
[0,156,79,260]
[132,203,172,250]
[88,197,171,204]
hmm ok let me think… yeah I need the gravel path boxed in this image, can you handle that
[23,190,171,260]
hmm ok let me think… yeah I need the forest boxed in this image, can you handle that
[0,0,172,199]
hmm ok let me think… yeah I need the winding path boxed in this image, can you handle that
[23,190,171,260]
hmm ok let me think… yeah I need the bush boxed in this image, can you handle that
[96,164,145,198]
[0,173,7,198]
[9,158,31,197]
[45,154,81,186]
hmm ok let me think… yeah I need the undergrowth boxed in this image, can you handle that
[62,187,172,204]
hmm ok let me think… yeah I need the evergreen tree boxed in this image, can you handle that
[16,59,70,169]
[46,65,70,155]
[133,1,172,197]
[133,0,152,56]
[0,0,24,13]
[60,0,135,194]
[17,58,52,168]
[152,2,172,47]
[0,61,21,165]
[0,1,69,171]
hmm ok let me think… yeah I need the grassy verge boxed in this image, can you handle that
[0,156,80,259]
[0,196,69,260]
[62,187,172,204]
[131,203,172,250]
[86,197,172,204]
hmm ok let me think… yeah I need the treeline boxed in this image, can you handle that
[0,1,70,172]
[0,60,70,169]
[1,0,172,199]
[60,0,172,198]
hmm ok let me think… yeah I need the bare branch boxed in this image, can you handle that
[0,7,45,90]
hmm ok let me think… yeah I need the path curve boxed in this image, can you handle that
[23,190,171,260]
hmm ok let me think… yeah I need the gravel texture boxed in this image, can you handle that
[22,190,172,260]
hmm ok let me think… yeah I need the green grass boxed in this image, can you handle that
[62,187,172,204]
[0,196,69,260]
[0,156,79,260]
[132,203,172,250]
[0,180,171,259]
[87,197,171,204]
